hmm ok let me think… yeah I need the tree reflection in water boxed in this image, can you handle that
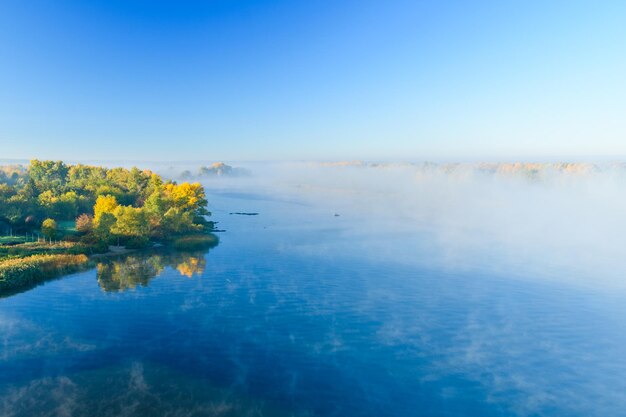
[97,250,209,292]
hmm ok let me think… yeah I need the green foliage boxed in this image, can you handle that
[112,205,148,237]
[124,236,150,249]
[0,160,212,247]
[0,161,218,295]
[0,236,27,245]
[95,212,116,243]
[29,160,68,194]
[172,234,219,250]
[0,241,106,259]
[38,191,81,220]
[78,234,109,253]
[163,207,195,234]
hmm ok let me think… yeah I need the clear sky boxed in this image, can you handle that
[1,0,625,161]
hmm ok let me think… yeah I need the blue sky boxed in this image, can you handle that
[0,0,625,161]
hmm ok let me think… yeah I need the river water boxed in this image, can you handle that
[1,179,626,417]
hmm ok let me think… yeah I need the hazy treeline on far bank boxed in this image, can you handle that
[179,162,250,180]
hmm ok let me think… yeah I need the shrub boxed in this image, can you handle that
[76,214,93,233]
[124,236,150,249]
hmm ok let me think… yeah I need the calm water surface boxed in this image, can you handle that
[1,189,625,416]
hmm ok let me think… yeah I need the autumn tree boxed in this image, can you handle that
[76,213,93,233]
[94,195,118,225]
[41,218,57,240]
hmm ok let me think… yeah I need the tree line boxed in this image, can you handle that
[0,160,212,248]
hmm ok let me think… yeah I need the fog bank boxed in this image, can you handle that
[161,161,626,291]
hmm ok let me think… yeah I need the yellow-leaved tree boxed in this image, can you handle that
[93,195,118,226]
[163,182,208,213]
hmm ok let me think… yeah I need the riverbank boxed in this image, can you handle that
[0,253,91,292]
[0,233,219,294]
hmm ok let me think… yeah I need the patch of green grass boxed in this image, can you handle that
[0,241,106,260]
[172,234,219,250]
[0,236,28,245]
[56,220,78,237]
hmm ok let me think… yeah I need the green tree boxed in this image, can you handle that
[37,190,58,212]
[41,218,57,240]
[112,206,148,237]
[144,189,167,236]
[163,207,196,234]
[95,212,116,243]
[29,160,68,193]
[59,191,79,219]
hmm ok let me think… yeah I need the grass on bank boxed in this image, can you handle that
[0,241,107,260]
[0,254,90,292]
[0,236,28,245]
[172,234,219,250]
[0,233,218,293]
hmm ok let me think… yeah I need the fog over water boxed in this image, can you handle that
[2,160,626,417]
[176,161,626,291]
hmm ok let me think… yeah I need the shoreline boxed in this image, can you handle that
[90,246,137,259]
[0,233,219,296]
